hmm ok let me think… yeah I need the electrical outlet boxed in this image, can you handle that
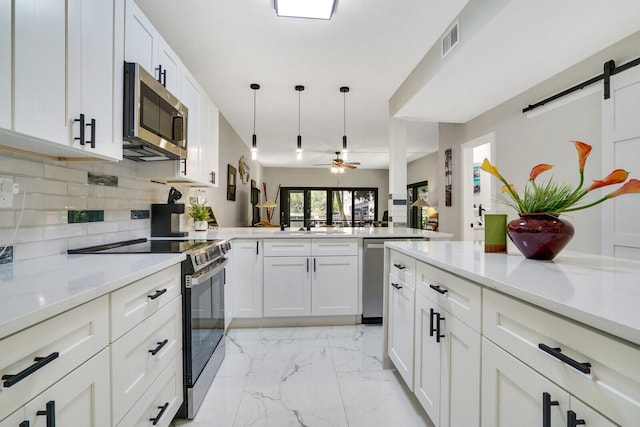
[0,176,14,208]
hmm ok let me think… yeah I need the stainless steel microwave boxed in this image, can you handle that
[123,62,188,161]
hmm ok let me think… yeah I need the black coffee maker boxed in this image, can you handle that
[151,187,189,237]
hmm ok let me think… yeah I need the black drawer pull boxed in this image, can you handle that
[391,282,402,290]
[36,400,55,427]
[149,402,169,425]
[86,118,96,149]
[542,392,559,427]
[19,421,30,427]
[567,410,586,427]
[2,352,59,387]
[429,284,448,295]
[147,289,167,300]
[393,263,406,270]
[539,343,591,374]
[149,339,169,356]
[74,113,85,145]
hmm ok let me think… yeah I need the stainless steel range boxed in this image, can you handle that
[69,238,231,419]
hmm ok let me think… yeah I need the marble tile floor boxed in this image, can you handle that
[172,324,431,427]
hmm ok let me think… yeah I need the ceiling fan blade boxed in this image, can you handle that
[346,162,360,166]
[313,163,333,166]
[343,164,357,169]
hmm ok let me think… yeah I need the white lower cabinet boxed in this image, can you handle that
[263,256,311,317]
[387,272,415,389]
[262,239,358,317]
[231,239,264,318]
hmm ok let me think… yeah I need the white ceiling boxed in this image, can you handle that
[135,0,640,169]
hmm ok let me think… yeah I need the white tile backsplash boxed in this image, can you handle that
[0,150,182,261]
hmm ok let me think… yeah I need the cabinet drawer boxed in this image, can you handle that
[416,261,481,332]
[110,264,181,341]
[0,296,109,421]
[483,289,640,426]
[312,238,357,256]
[116,354,183,427]
[111,296,182,424]
[389,250,416,286]
[264,239,311,257]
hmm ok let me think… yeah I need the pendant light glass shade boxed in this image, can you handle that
[295,85,304,160]
[340,86,349,161]
[250,83,260,160]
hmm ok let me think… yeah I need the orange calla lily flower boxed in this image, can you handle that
[480,159,502,180]
[572,140,592,173]
[501,184,516,193]
[529,164,553,181]
[588,169,629,191]
[605,179,640,199]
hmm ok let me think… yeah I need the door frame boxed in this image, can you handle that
[461,133,495,241]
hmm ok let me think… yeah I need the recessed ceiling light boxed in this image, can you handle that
[275,0,336,20]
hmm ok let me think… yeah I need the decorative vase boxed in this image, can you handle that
[194,220,208,231]
[507,213,574,260]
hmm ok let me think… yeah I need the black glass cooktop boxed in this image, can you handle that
[68,238,214,254]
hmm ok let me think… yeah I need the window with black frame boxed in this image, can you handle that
[280,187,377,228]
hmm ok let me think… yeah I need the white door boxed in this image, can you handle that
[231,240,263,318]
[311,255,358,315]
[158,38,182,96]
[24,349,110,427]
[602,66,640,258]
[461,134,495,241]
[481,338,568,427]
[414,292,441,424]
[263,256,311,317]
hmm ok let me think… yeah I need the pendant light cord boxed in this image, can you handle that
[253,89,257,134]
[298,90,301,135]
[343,91,346,135]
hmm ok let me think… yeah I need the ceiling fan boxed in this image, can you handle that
[314,152,360,172]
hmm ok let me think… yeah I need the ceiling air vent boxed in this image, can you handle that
[441,19,459,58]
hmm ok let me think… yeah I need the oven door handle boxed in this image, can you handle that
[187,258,228,287]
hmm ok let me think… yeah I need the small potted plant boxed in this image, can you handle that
[189,201,211,231]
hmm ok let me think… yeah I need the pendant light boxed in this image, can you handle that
[250,83,260,160]
[340,86,349,161]
[295,85,304,160]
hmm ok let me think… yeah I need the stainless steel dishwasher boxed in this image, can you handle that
[362,238,426,323]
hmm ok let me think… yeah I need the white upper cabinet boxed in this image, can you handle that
[201,95,220,186]
[181,68,203,181]
[12,0,121,160]
[125,0,182,96]
[0,0,10,131]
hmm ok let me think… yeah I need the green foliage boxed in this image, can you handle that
[188,201,211,221]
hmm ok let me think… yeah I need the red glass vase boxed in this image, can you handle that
[507,213,574,260]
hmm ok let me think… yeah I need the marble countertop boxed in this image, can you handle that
[0,252,185,340]
[201,226,453,240]
[385,240,640,346]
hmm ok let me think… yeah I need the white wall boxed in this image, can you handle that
[436,31,640,253]
[262,167,389,225]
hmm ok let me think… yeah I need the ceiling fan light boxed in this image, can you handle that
[275,0,336,20]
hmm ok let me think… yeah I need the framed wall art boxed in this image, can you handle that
[227,164,237,201]
[445,148,452,206]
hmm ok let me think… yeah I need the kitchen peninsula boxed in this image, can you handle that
[384,240,640,427]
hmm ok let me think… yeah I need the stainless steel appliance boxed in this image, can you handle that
[123,62,188,161]
[362,238,426,323]
[68,238,231,419]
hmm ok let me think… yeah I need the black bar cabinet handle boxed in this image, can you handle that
[567,410,586,427]
[306,258,309,272]
[85,118,96,148]
[19,421,29,427]
[393,263,406,270]
[155,64,163,83]
[429,308,436,337]
[149,339,169,356]
[538,343,591,374]
[210,171,215,184]
[147,288,167,300]
[542,392,559,427]
[429,284,448,295]
[2,352,59,387]
[36,400,55,427]
[391,282,402,290]
[313,258,316,272]
[74,113,85,145]
[149,402,169,425]
[181,158,187,176]
[256,241,259,255]
[435,312,445,343]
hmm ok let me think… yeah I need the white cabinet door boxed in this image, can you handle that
[124,0,155,74]
[0,408,25,427]
[231,240,264,318]
[24,349,110,427]
[482,338,569,427]
[414,292,441,423]
[13,0,118,160]
[158,38,182,97]
[199,95,219,186]
[0,0,10,130]
[263,256,311,317]
[311,255,358,316]
[181,68,202,181]
[388,273,415,389]
[569,397,618,427]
